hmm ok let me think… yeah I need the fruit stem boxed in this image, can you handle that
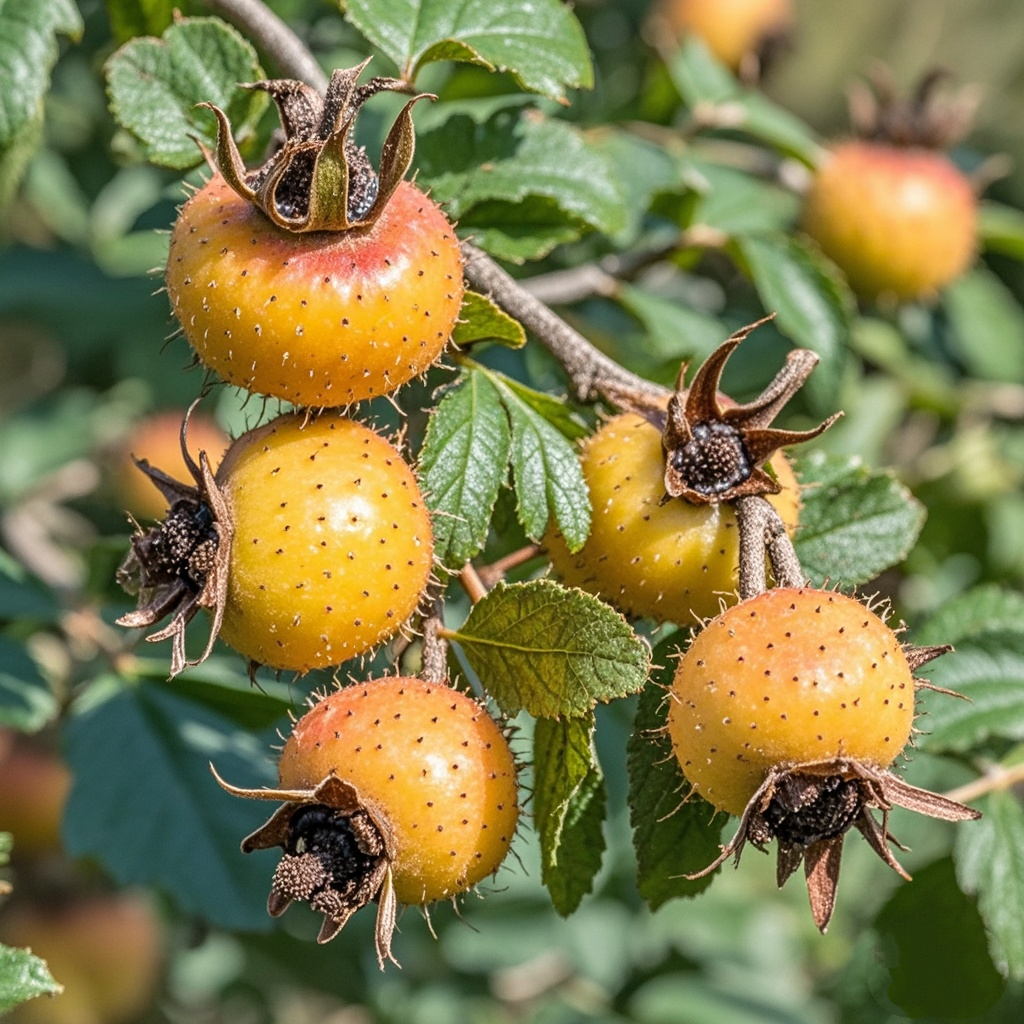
[420,608,448,684]
[476,545,543,588]
[459,564,489,604]
[942,761,1024,806]
[735,495,805,599]
[203,0,328,92]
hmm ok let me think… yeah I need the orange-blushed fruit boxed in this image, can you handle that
[0,891,163,1024]
[547,412,800,624]
[802,140,976,301]
[665,586,980,932]
[216,676,519,965]
[650,0,792,70]
[0,733,70,857]
[166,175,462,406]
[667,587,914,815]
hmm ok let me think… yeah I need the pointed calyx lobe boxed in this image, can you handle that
[645,318,838,504]
[202,61,431,233]
[689,640,979,934]
[847,66,979,150]
[212,771,399,968]
[116,410,231,678]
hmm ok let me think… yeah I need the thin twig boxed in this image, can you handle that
[202,0,328,90]
[735,495,804,599]
[476,544,543,589]
[460,564,489,604]
[461,242,670,406]
[943,762,1024,807]
[420,610,449,684]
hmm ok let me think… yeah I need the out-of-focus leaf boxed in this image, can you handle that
[489,372,591,549]
[0,0,82,204]
[64,676,283,930]
[944,267,1024,382]
[978,200,1024,260]
[341,0,592,101]
[0,639,56,734]
[447,580,650,718]
[956,790,1024,981]
[105,16,266,169]
[533,713,606,915]
[0,551,58,623]
[105,0,177,44]
[452,291,526,349]
[628,637,723,908]
[417,107,627,249]
[874,858,1005,1018]
[914,632,1024,754]
[794,452,926,587]
[666,38,821,164]
[684,160,801,236]
[617,283,729,365]
[916,585,1024,647]
[734,233,851,412]
[0,945,61,1015]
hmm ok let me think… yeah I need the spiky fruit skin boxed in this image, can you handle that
[113,411,229,521]
[654,0,792,69]
[215,415,433,671]
[667,587,916,816]
[0,892,163,1024]
[546,413,800,624]
[166,175,463,406]
[801,141,977,301]
[0,734,70,857]
[278,677,519,906]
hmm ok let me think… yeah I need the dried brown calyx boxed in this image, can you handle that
[689,645,980,932]
[847,66,980,150]
[647,318,839,504]
[202,60,432,232]
[212,771,398,968]
[116,412,231,677]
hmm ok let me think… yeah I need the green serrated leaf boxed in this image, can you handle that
[494,374,589,441]
[943,267,1024,383]
[417,108,627,247]
[793,451,925,587]
[874,858,1006,1018]
[105,0,177,44]
[452,290,526,349]
[447,579,650,718]
[0,639,57,734]
[105,16,266,169]
[341,0,592,101]
[628,638,724,908]
[533,714,606,916]
[0,0,82,172]
[457,196,588,262]
[956,790,1024,981]
[916,585,1024,647]
[419,371,511,568]
[666,39,821,165]
[734,233,851,412]
[0,944,62,1015]
[915,632,1024,754]
[487,372,591,549]
[63,677,283,930]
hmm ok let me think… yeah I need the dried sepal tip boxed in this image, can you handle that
[201,61,433,233]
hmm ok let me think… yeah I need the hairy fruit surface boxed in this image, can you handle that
[117,412,433,675]
[547,412,800,623]
[217,676,518,966]
[166,174,463,406]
